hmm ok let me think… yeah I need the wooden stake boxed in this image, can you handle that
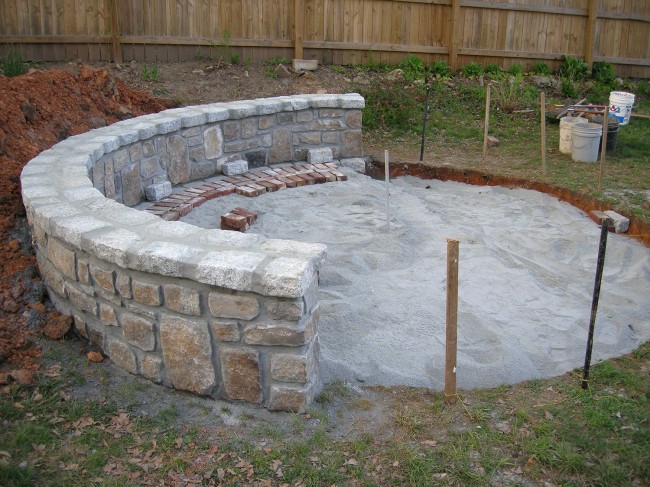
[109,0,122,63]
[294,0,304,60]
[541,91,547,175]
[384,150,390,233]
[482,84,491,165]
[444,239,459,405]
[598,107,609,192]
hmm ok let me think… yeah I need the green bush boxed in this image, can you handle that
[459,62,483,78]
[507,63,523,77]
[430,60,452,79]
[637,80,650,98]
[492,77,537,113]
[141,64,159,82]
[591,61,616,85]
[484,63,504,78]
[0,46,27,77]
[531,61,552,76]
[398,55,425,81]
[265,56,288,66]
[561,78,578,98]
[559,56,588,81]
[360,78,425,132]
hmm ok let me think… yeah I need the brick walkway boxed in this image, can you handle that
[145,162,347,221]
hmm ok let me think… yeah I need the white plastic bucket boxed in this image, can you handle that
[559,116,588,155]
[609,91,635,125]
[572,123,603,163]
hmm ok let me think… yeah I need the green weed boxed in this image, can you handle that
[430,59,452,79]
[398,54,425,81]
[141,64,159,82]
[459,61,483,78]
[0,46,27,77]
[531,61,552,75]
[559,55,588,81]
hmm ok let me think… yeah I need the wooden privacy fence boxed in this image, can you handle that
[1,0,649,77]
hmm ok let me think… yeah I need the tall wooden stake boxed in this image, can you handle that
[482,84,491,165]
[444,239,459,404]
[109,0,122,63]
[420,78,431,162]
[598,107,609,192]
[384,150,390,233]
[582,218,611,389]
[541,91,547,175]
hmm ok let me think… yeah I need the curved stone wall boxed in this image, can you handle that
[20,94,365,412]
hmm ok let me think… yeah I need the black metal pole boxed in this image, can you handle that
[582,218,611,389]
[420,77,431,162]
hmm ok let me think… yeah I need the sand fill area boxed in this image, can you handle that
[182,166,650,389]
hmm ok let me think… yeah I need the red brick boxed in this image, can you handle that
[324,162,339,169]
[176,204,193,217]
[268,178,287,190]
[275,175,297,188]
[262,169,280,177]
[306,172,326,184]
[242,173,261,180]
[246,182,268,193]
[287,175,307,186]
[188,196,207,208]
[282,166,298,174]
[161,211,181,221]
[221,212,249,230]
[184,187,207,195]
[232,207,258,224]
[256,180,277,192]
[221,177,240,185]
[146,208,168,215]
[167,193,193,202]
[330,169,348,181]
[320,171,337,182]
[314,163,329,171]
[299,172,316,185]
[154,200,180,207]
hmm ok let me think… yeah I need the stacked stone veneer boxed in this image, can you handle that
[20,94,365,412]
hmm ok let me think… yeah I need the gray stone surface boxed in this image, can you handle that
[145,181,172,201]
[208,292,259,320]
[307,147,333,164]
[604,210,630,233]
[222,159,248,176]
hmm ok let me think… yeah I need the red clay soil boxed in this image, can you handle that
[0,65,168,378]
[367,160,650,247]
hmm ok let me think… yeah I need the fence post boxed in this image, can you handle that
[585,0,597,72]
[294,0,304,60]
[109,0,122,63]
[449,0,461,70]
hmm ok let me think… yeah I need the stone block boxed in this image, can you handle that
[269,128,291,163]
[121,163,142,207]
[603,210,630,233]
[164,284,201,316]
[73,314,88,339]
[122,313,156,351]
[141,354,163,383]
[99,302,118,326]
[345,110,362,129]
[38,256,66,297]
[107,338,138,375]
[296,110,314,123]
[90,264,115,294]
[266,298,304,321]
[259,115,276,130]
[223,121,240,141]
[132,241,202,277]
[167,135,190,184]
[268,382,316,412]
[115,272,132,298]
[204,126,224,160]
[322,132,340,144]
[113,149,130,172]
[211,321,240,342]
[271,342,317,383]
[65,283,97,316]
[87,324,105,349]
[309,119,345,131]
[260,257,316,298]
[140,157,163,179]
[208,292,259,320]
[222,160,249,176]
[220,348,262,404]
[81,228,144,268]
[145,181,172,201]
[132,280,162,307]
[195,250,266,291]
[341,130,363,158]
[142,140,155,157]
[241,119,257,138]
[293,59,318,71]
[277,113,295,125]
[243,311,317,346]
[300,132,321,145]
[245,150,267,168]
[307,148,333,164]
[48,238,77,280]
[129,143,143,162]
[160,315,215,395]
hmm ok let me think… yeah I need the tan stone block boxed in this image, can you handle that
[220,347,262,404]
[208,292,259,321]
[271,342,317,383]
[341,130,363,158]
[164,284,201,316]
[107,338,138,375]
[211,321,240,342]
[141,354,163,383]
[345,109,362,128]
[244,306,318,347]
[268,382,316,412]
[133,280,162,306]
[266,298,304,321]
[121,313,156,351]
[77,258,90,284]
[269,128,291,163]
[160,315,215,395]
[204,126,224,160]
[38,255,66,297]
[99,302,118,326]
[167,135,191,184]
[90,264,115,294]
[115,272,132,298]
[73,313,88,339]
[48,238,76,280]
[87,324,105,349]
[65,283,97,316]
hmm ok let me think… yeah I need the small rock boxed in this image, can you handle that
[192,69,206,76]
[386,69,404,81]
[316,89,328,94]
[243,70,249,78]
[487,135,500,147]
[352,75,370,85]
[33,393,43,402]
[88,116,107,128]
[43,315,72,340]
[531,75,553,88]
[300,71,318,81]
[3,299,19,313]
[87,351,104,363]
[7,239,19,251]
[11,369,37,385]
[29,302,46,314]
[274,64,292,79]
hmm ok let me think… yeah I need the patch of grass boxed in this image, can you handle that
[1,46,27,77]
[559,55,588,81]
[398,54,425,81]
[459,61,483,78]
[531,61,552,75]
[430,59,452,79]
[141,64,159,82]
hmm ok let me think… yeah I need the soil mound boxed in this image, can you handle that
[0,65,167,374]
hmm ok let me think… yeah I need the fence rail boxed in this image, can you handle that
[1,0,648,77]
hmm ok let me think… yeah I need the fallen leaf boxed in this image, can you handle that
[392,461,399,467]
[544,411,554,420]
[514,466,524,474]
[87,352,103,363]
[344,458,359,466]
[175,437,183,449]
[0,451,11,458]
[421,440,437,448]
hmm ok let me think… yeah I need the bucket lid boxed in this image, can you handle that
[610,91,635,100]
[593,115,620,128]
[573,122,603,134]
[560,116,587,124]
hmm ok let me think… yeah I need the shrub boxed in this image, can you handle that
[265,56,288,66]
[559,56,588,81]
[531,61,552,76]
[430,60,452,79]
[492,77,537,113]
[229,53,241,65]
[459,62,483,78]
[561,78,578,98]
[141,64,159,82]
[507,63,523,77]
[398,55,425,81]
[484,63,504,78]
[0,46,27,77]
[591,61,616,85]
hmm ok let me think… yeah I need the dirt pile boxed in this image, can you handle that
[0,65,167,375]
